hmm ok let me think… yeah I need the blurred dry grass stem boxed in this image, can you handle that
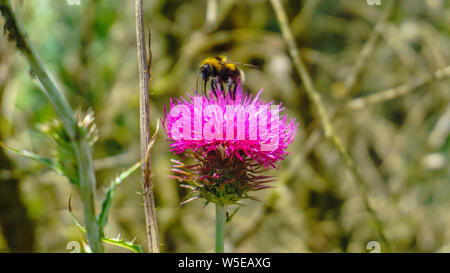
[347,66,450,110]
[135,0,159,253]
[270,0,392,251]
[343,0,396,95]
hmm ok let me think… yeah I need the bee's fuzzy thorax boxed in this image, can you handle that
[200,56,236,71]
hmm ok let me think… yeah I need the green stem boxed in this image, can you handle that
[215,204,226,253]
[0,0,103,252]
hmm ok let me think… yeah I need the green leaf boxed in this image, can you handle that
[97,161,141,228]
[226,207,240,223]
[68,194,87,232]
[0,141,65,177]
[69,195,143,253]
[101,236,144,253]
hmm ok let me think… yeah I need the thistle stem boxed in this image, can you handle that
[0,0,102,252]
[215,204,226,253]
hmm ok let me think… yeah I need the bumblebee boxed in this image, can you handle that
[198,56,256,99]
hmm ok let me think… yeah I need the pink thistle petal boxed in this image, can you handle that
[162,85,299,169]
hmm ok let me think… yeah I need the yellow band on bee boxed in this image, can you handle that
[200,56,237,71]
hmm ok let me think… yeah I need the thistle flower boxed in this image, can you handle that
[162,86,298,206]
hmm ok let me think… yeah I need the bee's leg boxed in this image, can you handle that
[227,78,233,99]
[234,78,241,99]
[203,80,207,97]
[219,81,225,98]
[230,79,238,100]
[210,78,218,99]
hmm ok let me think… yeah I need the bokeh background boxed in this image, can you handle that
[0,0,449,252]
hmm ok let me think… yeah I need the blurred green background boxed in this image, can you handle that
[0,0,449,252]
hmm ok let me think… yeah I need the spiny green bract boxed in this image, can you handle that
[40,111,98,186]
[172,147,274,207]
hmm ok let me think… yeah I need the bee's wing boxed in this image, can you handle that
[224,61,259,68]
[239,68,246,84]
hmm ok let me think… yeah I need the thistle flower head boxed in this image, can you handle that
[162,86,298,206]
